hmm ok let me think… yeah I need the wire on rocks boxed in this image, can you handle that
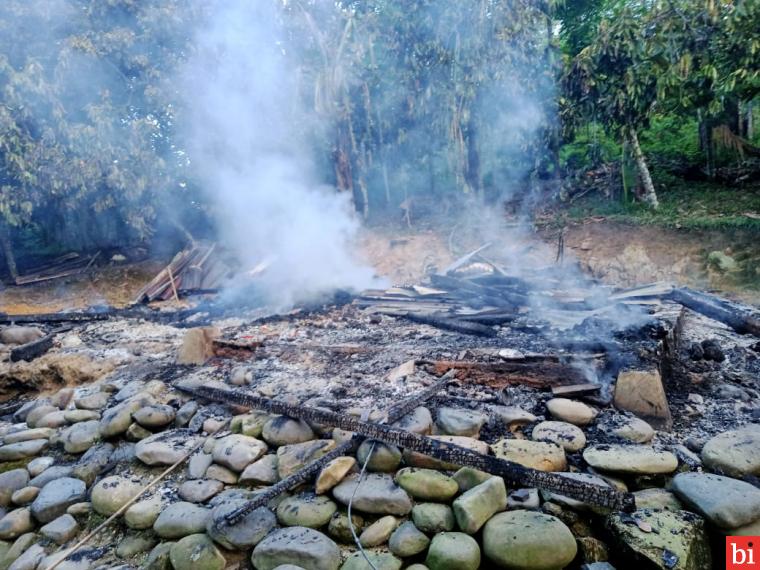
[46,422,230,570]
[348,440,380,570]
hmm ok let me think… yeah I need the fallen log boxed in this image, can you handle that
[184,384,635,512]
[201,376,452,526]
[668,287,760,337]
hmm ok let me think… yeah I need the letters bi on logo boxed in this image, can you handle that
[727,537,759,569]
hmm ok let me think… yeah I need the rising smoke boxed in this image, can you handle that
[181,1,381,308]
[179,0,647,364]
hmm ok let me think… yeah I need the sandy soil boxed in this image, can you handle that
[552,221,760,306]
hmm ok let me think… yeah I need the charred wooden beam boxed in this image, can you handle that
[429,274,488,295]
[184,384,635,512]
[9,326,71,362]
[457,312,516,325]
[0,311,113,325]
[205,376,452,526]
[467,273,532,292]
[0,303,222,326]
[433,274,529,306]
[10,334,54,362]
[668,287,760,337]
[398,313,497,337]
[14,251,100,286]
[551,383,601,397]
[211,338,264,359]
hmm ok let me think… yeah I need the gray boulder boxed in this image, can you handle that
[169,534,225,570]
[701,424,760,477]
[30,478,86,523]
[91,476,142,516]
[0,508,35,540]
[262,416,315,446]
[426,532,481,570]
[152,502,210,539]
[276,493,337,528]
[332,474,412,516]
[135,429,200,466]
[671,472,760,528]
[132,404,176,429]
[0,470,29,508]
[211,434,268,472]
[452,476,507,534]
[251,527,340,570]
[388,521,430,558]
[0,440,48,461]
[40,514,79,545]
[61,421,100,454]
[178,479,224,504]
[436,407,487,438]
[207,500,276,549]
[483,510,577,570]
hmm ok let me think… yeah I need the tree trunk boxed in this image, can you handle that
[342,89,369,220]
[628,126,658,208]
[747,101,754,140]
[699,116,716,179]
[0,223,19,282]
[545,12,561,190]
[464,109,482,196]
[333,125,354,198]
[621,139,629,203]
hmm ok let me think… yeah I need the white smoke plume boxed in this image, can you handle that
[180,1,381,308]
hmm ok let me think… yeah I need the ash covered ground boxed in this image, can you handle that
[0,244,759,570]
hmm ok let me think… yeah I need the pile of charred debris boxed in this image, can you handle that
[0,244,759,570]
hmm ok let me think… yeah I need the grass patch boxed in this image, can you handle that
[566,178,760,231]
[0,458,31,473]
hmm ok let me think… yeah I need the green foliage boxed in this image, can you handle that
[0,0,556,256]
[0,0,756,265]
[0,0,202,252]
[562,0,759,144]
[639,115,700,163]
[560,122,620,170]
[566,178,760,231]
[555,0,611,58]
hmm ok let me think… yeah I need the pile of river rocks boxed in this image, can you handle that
[1,375,760,570]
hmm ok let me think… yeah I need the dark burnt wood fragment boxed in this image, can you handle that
[182,384,635,513]
[204,376,452,526]
[398,312,497,337]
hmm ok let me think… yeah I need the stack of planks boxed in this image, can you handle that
[134,242,231,303]
[15,252,100,286]
[355,242,613,334]
[356,242,760,339]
